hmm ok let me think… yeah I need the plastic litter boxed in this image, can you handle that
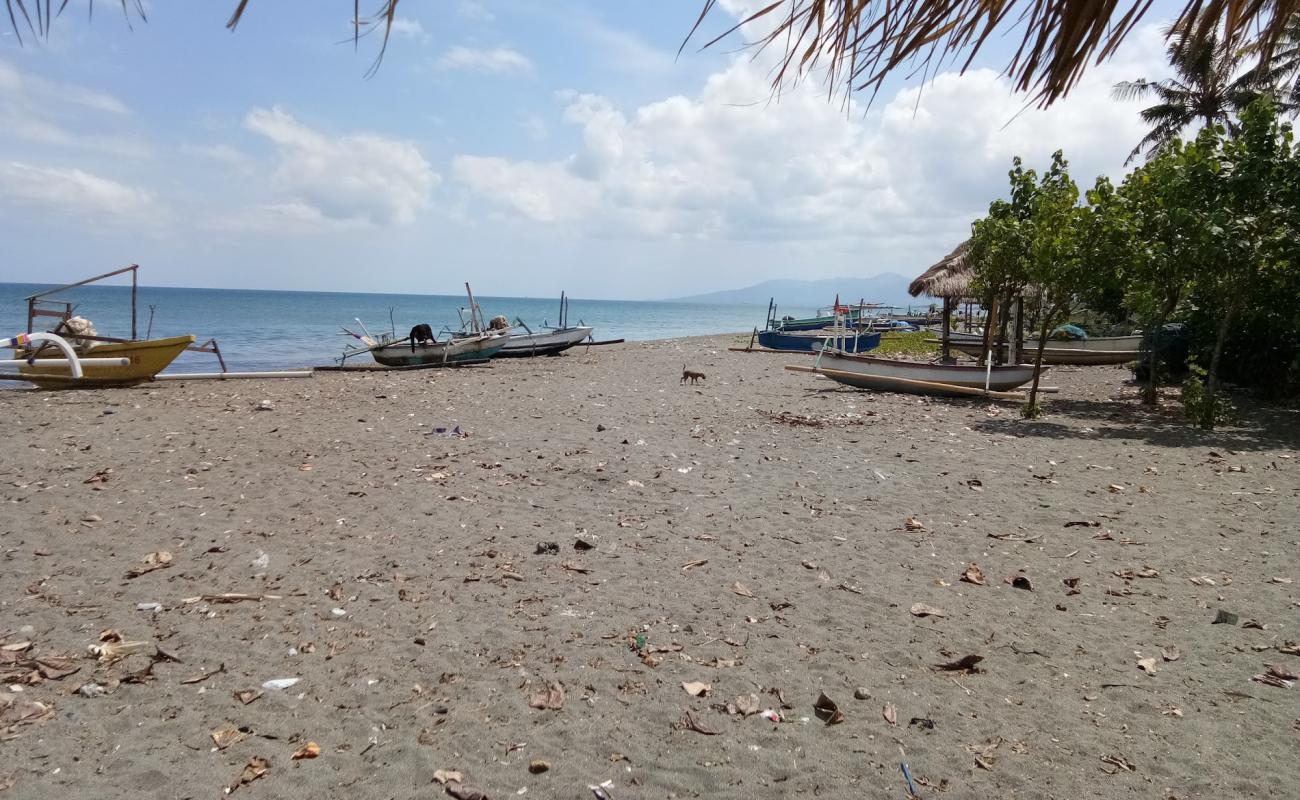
[261,677,300,691]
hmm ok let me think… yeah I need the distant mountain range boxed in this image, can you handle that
[667,273,923,308]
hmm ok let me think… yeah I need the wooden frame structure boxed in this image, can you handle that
[23,264,227,371]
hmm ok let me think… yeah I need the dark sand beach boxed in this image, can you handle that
[2,334,1297,798]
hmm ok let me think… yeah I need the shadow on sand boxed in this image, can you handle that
[974,394,1300,452]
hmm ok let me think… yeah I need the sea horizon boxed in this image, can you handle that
[0,281,822,378]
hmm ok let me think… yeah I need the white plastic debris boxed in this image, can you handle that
[252,551,270,570]
[261,677,300,691]
[330,608,347,617]
[78,683,106,698]
[136,602,163,613]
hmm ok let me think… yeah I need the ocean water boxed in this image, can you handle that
[0,283,818,375]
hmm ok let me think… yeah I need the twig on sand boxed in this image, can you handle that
[987,532,1044,543]
[181,593,282,604]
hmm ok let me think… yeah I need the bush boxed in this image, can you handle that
[1181,364,1237,429]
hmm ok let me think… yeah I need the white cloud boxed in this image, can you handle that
[437,45,533,74]
[574,16,675,78]
[0,58,145,158]
[388,17,429,42]
[457,1,494,22]
[0,161,156,219]
[243,106,438,226]
[209,201,372,234]
[451,22,1171,264]
[0,59,128,115]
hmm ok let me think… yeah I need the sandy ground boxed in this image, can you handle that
[1,334,1298,800]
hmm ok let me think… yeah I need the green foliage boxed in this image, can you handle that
[874,331,939,358]
[1181,364,1237,428]
[968,99,1300,422]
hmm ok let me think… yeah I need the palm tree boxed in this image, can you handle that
[1240,13,1300,115]
[1112,18,1260,164]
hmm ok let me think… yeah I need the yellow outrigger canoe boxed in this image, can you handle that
[17,334,195,389]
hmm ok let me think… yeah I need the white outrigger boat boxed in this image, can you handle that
[937,329,1141,366]
[456,291,593,358]
[339,283,508,369]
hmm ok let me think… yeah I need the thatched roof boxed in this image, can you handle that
[909,240,972,299]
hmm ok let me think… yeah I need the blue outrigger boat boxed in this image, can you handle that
[757,327,881,352]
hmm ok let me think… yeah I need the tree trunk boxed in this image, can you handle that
[1206,299,1240,402]
[1027,306,1056,412]
[995,288,1014,365]
[980,295,997,366]
[1143,292,1180,406]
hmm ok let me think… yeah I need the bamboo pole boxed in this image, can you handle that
[150,371,313,381]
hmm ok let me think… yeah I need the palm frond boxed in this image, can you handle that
[683,0,1300,107]
[1113,79,1157,102]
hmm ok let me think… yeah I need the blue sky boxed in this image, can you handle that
[0,0,1182,299]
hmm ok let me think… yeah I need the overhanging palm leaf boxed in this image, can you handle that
[6,0,1300,109]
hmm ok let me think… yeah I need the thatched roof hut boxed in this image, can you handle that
[908,240,973,299]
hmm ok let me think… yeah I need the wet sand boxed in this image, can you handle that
[2,334,1298,799]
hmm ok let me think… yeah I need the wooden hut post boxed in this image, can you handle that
[941,297,952,363]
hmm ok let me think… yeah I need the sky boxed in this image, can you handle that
[0,0,1183,300]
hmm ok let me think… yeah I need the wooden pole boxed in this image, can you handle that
[465,282,481,334]
[1009,294,1021,365]
[131,265,138,341]
[941,297,952,363]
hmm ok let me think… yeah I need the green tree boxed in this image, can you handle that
[1118,139,1215,404]
[1019,152,1088,416]
[970,159,1037,365]
[1197,100,1298,422]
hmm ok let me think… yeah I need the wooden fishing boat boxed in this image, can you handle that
[496,325,593,357]
[16,334,195,388]
[811,347,1041,392]
[757,328,881,353]
[9,264,229,389]
[368,331,507,367]
[785,364,1030,400]
[470,292,594,358]
[940,330,1140,365]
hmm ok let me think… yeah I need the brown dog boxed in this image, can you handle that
[681,364,706,385]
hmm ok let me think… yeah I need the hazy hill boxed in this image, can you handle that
[667,273,924,307]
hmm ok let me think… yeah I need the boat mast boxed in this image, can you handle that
[464,282,482,334]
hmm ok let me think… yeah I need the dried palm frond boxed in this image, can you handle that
[4,0,145,44]
[681,0,1300,107]
[5,1,402,74]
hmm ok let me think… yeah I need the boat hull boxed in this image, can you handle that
[370,333,507,367]
[776,310,867,331]
[495,326,593,357]
[815,348,1040,392]
[17,335,195,388]
[758,329,881,353]
[939,331,1141,365]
